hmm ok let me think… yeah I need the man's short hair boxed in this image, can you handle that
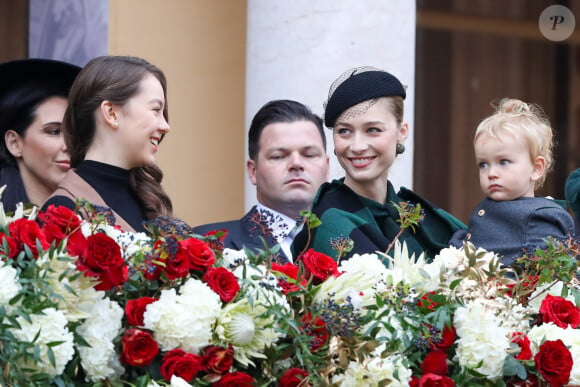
[248,100,326,160]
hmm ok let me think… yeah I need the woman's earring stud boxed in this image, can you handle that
[396,142,405,155]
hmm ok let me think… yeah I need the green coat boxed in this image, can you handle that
[292,179,466,263]
[565,168,580,232]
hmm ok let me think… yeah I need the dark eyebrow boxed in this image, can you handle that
[41,121,62,127]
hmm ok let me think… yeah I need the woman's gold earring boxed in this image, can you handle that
[396,142,405,155]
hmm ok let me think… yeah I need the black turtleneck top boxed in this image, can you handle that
[42,160,147,232]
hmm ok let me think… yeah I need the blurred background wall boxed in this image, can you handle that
[1,0,578,225]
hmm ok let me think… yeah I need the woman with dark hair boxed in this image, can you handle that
[0,58,80,213]
[293,66,465,263]
[43,55,172,232]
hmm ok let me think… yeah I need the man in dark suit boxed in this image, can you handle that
[194,100,329,262]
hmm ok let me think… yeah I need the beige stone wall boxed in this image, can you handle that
[109,0,247,226]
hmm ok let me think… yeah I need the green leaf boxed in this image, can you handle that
[449,278,462,291]
[503,355,527,380]
[300,210,321,229]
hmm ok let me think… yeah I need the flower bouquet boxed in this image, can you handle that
[1,186,580,387]
[0,196,297,386]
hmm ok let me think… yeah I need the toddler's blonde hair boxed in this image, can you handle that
[474,98,554,188]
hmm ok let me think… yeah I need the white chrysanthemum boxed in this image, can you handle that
[527,323,580,384]
[11,308,74,377]
[528,281,576,311]
[0,262,21,313]
[315,269,386,312]
[426,244,498,283]
[331,354,412,386]
[453,302,509,380]
[313,253,390,311]
[222,248,248,269]
[425,245,468,275]
[214,297,280,367]
[340,253,388,278]
[380,241,429,288]
[76,297,124,382]
[144,278,222,354]
[35,251,104,322]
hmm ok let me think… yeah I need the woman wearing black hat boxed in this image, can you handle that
[0,59,80,213]
[292,66,465,263]
[42,56,172,232]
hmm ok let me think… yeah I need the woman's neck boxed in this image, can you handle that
[19,170,55,207]
[344,176,388,204]
[84,148,130,170]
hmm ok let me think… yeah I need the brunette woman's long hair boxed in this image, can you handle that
[64,56,172,218]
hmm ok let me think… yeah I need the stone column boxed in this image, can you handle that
[246,0,416,209]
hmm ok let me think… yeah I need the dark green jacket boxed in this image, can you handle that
[292,179,465,263]
[566,168,580,233]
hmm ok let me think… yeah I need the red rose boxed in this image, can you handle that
[202,345,234,374]
[430,325,456,352]
[511,332,532,361]
[163,249,191,280]
[300,312,329,352]
[8,218,49,258]
[539,294,580,328]
[65,231,87,258]
[280,368,310,387]
[176,238,215,271]
[534,339,572,387]
[213,371,254,386]
[271,262,306,294]
[203,267,240,302]
[0,233,18,258]
[37,205,82,244]
[417,373,455,387]
[120,328,159,367]
[421,351,448,376]
[76,232,127,290]
[125,297,157,326]
[299,249,340,282]
[160,348,203,381]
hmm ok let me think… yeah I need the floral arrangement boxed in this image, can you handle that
[1,186,580,387]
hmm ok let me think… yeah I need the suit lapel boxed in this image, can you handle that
[239,206,290,263]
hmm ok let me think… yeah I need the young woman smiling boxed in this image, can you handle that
[42,56,172,232]
[293,66,465,263]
